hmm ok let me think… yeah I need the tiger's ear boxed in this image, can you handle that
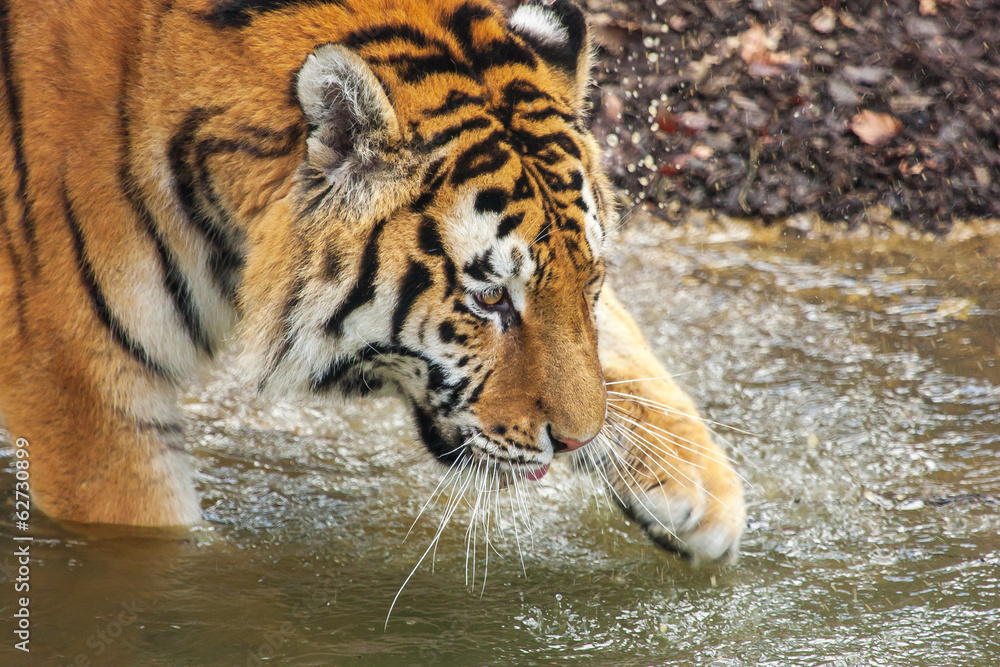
[509,0,592,114]
[296,44,403,211]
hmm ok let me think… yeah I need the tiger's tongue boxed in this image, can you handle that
[525,463,549,481]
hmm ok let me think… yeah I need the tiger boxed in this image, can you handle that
[0,0,744,562]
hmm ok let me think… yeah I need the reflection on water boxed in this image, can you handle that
[2,215,999,665]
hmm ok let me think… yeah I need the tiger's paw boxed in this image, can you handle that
[596,377,746,565]
[617,461,745,564]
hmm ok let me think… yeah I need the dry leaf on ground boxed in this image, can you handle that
[810,7,837,34]
[850,110,902,146]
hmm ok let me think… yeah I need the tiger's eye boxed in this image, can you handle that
[480,286,504,306]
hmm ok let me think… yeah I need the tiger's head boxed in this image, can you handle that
[240,0,613,478]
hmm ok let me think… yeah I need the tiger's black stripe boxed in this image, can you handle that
[521,106,575,123]
[390,260,433,342]
[0,212,27,336]
[507,128,581,164]
[501,78,550,106]
[511,168,534,201]
[466,368,493,405]
[439,375,471,414]
[62,182,169,378]
[118,54,213,356]
[343,23,452,56]
[191,125,302,290]
[417,217,445,255]
[260,275,306,391]
[424,116,492,152]
[299,177,334,219]
[522,165,555,248]
[496,212,524,238]
[438,320,467,344]
[411,158,448,214]
[412,403,459,463]
[447,1,536,74]
[426,90,486,117]
[373,51,475,85]
[311,341,443,394]
[473,187,507,214]
[450,132,510,186]
[441,253,458,294]
[324,218,388,336]
[463,250,491,281]
[203,0,349,28]
[168,107,245,298]
[309,355,356,393]
[0,0,38,272]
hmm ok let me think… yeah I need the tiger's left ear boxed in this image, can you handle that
[296,44,406,219]
[509,0,592,114]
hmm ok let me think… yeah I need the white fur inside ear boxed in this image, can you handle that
[509,5,569,45]
[294,44,409,220]
[296,44,400,170]
[297,45,386,128]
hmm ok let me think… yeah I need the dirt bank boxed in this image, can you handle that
[578,0,1000,232]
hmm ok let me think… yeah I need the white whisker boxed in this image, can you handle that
[606,402,753,489]
[405,443,471,541]
[386,459,476,629]
[601,434,685,540]
[606,390,759,438]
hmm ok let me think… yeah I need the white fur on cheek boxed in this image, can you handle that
[445,193,502,269]
[509,5,570,46]
[445,195,536,319]
[580,174,605,259]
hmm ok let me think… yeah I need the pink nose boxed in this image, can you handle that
[552,435,594,453]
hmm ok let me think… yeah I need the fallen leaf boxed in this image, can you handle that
[905,16,941,39]
[602,91,624,122]
[687,54,721,85]
[843,65,890,85]
[919,0,938,15]
[738,22,791,77]
[690,143,714,160]
[890,94,933,113]
[810,7,837,34]
[850,110,902,146]
[680,111,710,133]
[838,10,859,31]
[653,109,679,133]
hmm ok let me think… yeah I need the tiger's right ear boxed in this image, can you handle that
[509,0,592,115]
[296,44,403,215]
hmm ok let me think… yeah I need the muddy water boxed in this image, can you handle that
[2,216,999,665]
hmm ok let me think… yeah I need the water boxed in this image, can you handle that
[2,215,999,665]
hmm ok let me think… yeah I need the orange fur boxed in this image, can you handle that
[0,0,741,560]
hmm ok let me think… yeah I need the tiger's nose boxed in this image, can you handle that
[549,427,596,454]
